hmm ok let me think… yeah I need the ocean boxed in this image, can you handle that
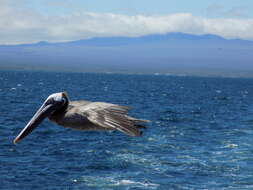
[1,70,253,189]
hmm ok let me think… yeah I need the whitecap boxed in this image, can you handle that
[225,144,238,148]
[116,179,159,188]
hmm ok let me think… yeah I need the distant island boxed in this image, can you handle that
[0,32,253,78]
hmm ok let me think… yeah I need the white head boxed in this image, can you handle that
[46,92,68,104]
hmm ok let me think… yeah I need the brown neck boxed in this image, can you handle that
[51,99,69,118]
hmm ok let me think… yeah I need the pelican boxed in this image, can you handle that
[14,92,149,143]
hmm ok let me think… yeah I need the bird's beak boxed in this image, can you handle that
[13,101,60,144]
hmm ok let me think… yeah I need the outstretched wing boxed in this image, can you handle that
[79,102,145,136]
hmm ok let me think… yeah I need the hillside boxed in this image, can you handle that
[0,32,253,77]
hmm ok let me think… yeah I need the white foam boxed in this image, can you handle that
[79,176,159,189]
[116,179,159,188]
[225,144,238,148]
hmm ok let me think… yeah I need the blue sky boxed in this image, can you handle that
[29,0,253,18]
[1,0,253,44]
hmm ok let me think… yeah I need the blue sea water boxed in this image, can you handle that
[1,71,253,189]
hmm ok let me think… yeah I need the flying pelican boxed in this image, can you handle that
[13,92,149,143]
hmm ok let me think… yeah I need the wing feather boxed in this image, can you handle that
[79,102,144,136]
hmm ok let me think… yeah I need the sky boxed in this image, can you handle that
[1,0,253,44]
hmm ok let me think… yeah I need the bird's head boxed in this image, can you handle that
[13,92,69,144]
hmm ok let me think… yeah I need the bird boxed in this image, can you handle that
[13,92,149,143]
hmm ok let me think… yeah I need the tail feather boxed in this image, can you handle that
[127,116,150,123]
[134,124,147,129]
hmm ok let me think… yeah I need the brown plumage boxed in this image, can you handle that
[14,92,149,143]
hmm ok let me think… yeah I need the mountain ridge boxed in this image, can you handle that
[1,32,253,47]
[0,32,253,77]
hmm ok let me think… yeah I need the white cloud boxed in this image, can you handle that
[0,1,253,44]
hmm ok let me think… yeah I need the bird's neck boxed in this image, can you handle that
[51,100,69,117]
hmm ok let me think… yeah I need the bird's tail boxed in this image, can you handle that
[127,116,150,123]
[128,117,150,134]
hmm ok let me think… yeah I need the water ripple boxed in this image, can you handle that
[1,71,253,189]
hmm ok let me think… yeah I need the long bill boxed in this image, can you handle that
[13,103,56,144]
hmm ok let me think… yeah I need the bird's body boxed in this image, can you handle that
[49,100,97,131]
[14,92,149,143]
